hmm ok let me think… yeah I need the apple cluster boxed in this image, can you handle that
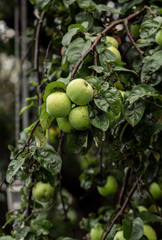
[46,78,94,132]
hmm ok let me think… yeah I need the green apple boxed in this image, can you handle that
[149,182,162,200]
[66,78,93,105]
[56,117,72,133]
[143,225,157,240]
[155,29,162,47]
[105,36,119,48]
[113,231,125,240]
[32,182,54,203]
[137,205,147,212]
[90,223,103,240]
[46,92,71,117]
[97,176,118,197]
[69,106,90,130]
[130,24,140,38]
[107,46,121,61]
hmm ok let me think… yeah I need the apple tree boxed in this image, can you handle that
[1,0,162,239]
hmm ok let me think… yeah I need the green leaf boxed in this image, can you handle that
[6,157,25,183]
[62,27,84,47]
[129,217,144,240]
[107,224,117,240]
[94,88,121,124]
[75,12,93,30]
[78,0,96,8]
[99,49,119,68]
[33,127,47,147]
[127,84,158,104]
[114,66,138,75]
[149,123,162,136]
[121,0,144,13]
[67,132,88,153]
[122,99,145,126]
[43,81,66,101]
[89,65,104,73]
[96,4,122,14]
[123,217,132,240]
[63,0,75,8]
[13,226,30,240]
[0,237,15,240]
[29,0,50,9]
[66,38,91,67]
[26,95,38,102]
[140,19,161,39]
[19,101,34,115]
[79,173,92,190]
[24,121,38,134]
[141,50,162,86]
[40,103,54,131]
[139,212,162,223]
[57,73,71,85]
[89,105,109,131]
[34,145,62,175]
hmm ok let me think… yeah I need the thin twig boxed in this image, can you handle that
[118,168,131,206]
[101,175,142,240]
[71,6,153,79]
[34,11,45,106]
[144,5,156,17]
[124,24,143,60]
[15,119,40,159]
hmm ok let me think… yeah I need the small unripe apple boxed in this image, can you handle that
[32,182,54,203]
[90,224,103,240]
[56,117,72,133]
[149,182,162,200]
[155,29,162,47]
[143,225,157,240]
[113,231,125,240]
[66,78,93,105]
[46,92,71,117]
[97,176,118,197]
[69,106,90,130]
[105,36,119,48]
[107,46,121,61]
